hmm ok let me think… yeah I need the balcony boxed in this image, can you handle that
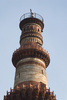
[20,12,44,23]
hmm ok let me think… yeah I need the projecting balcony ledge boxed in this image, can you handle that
[12,42,50,67]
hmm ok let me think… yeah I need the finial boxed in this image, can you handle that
[30,9,33,17]
[30,9,32,13]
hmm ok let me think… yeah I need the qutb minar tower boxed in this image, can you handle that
[4,10,56,100]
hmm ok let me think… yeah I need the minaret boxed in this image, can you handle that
[4,10,56,100]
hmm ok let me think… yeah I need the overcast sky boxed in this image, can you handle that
[0,0,67,100]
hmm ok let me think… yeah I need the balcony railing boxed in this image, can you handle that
[20,13,44,23]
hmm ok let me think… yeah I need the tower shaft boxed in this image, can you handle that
[12,13,50,89]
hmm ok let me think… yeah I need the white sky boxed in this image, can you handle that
[0,0,67,100]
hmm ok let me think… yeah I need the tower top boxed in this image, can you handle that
[19,10,44,30]
[20,10,44,22]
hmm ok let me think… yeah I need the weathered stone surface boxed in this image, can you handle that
[14,58,47,88]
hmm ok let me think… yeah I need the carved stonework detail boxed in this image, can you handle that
[4,83,56,100]
[12,42,50,67]
[20,32,43,41]
[22,23,41,34]
[20,32,43,46]
[20,23,43,46]
[20,37,43,46]
[19,18,44,31]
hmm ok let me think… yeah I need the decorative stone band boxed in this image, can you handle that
[21,23,42,34]
[20,32,43,40]
[4,82,56,100]
[16,58,46,69]
[20,37,43,46]
[19,18,44,31]
[12,42,50,67]
[20,32,43,45]
[14,81,45,90]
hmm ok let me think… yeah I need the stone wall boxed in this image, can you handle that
[14,58,47,88]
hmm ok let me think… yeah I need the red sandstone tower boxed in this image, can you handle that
[4,10,56,100]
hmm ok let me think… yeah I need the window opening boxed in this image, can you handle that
[41,70,43,74]
[19,73,20,78]
[38,29,39,31]
[24,28,25,31]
